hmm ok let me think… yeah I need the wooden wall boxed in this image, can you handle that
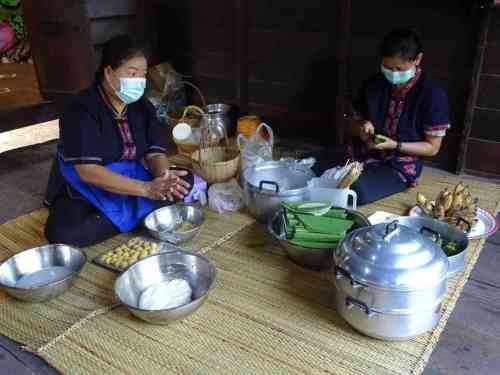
[85,0,141,72]
[347,0,478,172]
[143,0,478,171]
[19,0,499,177]
[458,4,500,177]
[143,0,339,139]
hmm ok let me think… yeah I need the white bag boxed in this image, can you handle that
[236,123,274,172]
[208,179,245,213]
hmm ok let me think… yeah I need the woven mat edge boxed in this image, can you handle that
[411,199,500,375]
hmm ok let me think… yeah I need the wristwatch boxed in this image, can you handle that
[396,141,402,152]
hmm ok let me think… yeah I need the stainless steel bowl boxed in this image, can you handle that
[0,244,86,302]
[395,216,469,278]
[115,250,216,325]
[144,204,205,244]
[268,209,370,271]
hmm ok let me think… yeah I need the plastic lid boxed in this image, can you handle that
[173,123,192,142]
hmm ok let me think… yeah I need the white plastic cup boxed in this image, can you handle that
[308,188,357,209]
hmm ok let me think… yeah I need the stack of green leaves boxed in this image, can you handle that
[281,202,354,249]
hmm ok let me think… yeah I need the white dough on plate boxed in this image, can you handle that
[139,279,192,310]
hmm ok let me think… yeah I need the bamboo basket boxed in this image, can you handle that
[173,105,205,156]
[191,147,240,184]
[166,81,206,127]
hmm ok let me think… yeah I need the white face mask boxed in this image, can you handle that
[113,76,146,104]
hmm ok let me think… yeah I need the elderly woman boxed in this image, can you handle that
[310,28,450,204]
[44,35,192,247]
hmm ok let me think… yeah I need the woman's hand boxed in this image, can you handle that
[163,169,191,200]
[370,135,397,151]
[144,169,191,201]
[359,121,375,142]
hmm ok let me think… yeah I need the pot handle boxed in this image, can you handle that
[335,266,362,289]
[345,296,375,317]
[259,180,280,193]
[384,220,400,241]
[457,217,472,233]
[419,226,441,243]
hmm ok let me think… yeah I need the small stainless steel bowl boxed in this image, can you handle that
[0,244,86,303]
[115,250,216,325]
[268,208,370,271]
[144,204,205,244]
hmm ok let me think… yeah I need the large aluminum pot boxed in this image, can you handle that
[334,221,449,340]
[243,160,315,223]
[334,286,442,341]
[395,216,468,278]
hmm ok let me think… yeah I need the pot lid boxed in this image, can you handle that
[242,160,314,194]
[334,220,449,291]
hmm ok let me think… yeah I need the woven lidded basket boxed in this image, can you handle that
[190,147,240,184]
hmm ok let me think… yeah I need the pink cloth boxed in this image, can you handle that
[0,22,17,54]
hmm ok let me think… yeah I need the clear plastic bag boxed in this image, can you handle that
[307,161,363,189]
[208,179,245,213]
[236,123,274,172]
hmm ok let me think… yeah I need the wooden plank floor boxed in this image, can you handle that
[0,141,499,374]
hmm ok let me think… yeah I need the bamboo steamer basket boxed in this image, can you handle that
[190,147,240,184]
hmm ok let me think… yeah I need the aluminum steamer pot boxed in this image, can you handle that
[243,160,315,223]
[395,216,469,278]
[334,221,449,340]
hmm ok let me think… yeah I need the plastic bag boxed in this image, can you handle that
[307,160,363,189]
[208,179,245,213]
[236,123,274,171]
[183,174,208,205]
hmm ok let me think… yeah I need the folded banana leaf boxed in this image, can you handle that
[292,227,344,242]
[295,214,354,235]
[288,238,338,249]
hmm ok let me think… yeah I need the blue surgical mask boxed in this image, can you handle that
[114,77,146,104]
[381,65,416,85]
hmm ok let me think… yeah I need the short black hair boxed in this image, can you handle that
[380,28,422,62]
[97,35,146,80]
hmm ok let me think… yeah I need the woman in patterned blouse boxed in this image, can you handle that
[311,28,450,204]
[44,35,192,246]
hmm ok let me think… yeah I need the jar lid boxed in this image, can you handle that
[173,122,192,142]
[334,220,449,291]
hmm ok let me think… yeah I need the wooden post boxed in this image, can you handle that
[235,0,249,114]
[22,0,94,100]
[457,1,491,174]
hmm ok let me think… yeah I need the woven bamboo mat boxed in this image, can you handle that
[0,208,255,350]
[0,172,498,374]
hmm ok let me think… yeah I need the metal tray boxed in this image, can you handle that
[92,236,184,273]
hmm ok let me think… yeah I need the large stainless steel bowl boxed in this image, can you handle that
[268,208,370,271]
[144,204,204,244]
[115,250,216,325]
[0,244,86,302]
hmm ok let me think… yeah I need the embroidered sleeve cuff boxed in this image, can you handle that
[62,156,103,165]
[424,124,450,137]
[146,146,167,154]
